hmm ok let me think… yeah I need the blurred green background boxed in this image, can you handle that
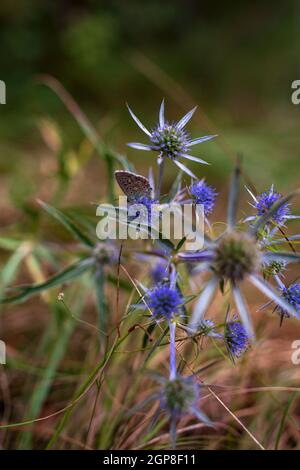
[1,0,300,214]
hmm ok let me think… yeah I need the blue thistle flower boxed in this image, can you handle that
[178,168,300,338]
[129,195,156,225]
[246,185,291,226]
[148,285,182,320]
[127,100,216,178]
[224,320,249,358]
[255,187,290,224]
[190,179,218,216]
[151,124,189,160]
[279,283,300,317]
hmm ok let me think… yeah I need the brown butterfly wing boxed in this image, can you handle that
[115,171,152,200]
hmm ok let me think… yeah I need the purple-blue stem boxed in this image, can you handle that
[155,156,165,199]
[169,321,177,380]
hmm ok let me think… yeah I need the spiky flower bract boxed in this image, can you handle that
[280,283,300,317]
[225,320,249,358]
[263,260,287,278]
[148,284,182,320]
[160,375,199,418]
[190,180,218,216]
[127,100,216,178]
[151,261,168,284]
[197,319,223,338]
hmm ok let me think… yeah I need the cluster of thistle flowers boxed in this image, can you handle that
[125,101,300,447]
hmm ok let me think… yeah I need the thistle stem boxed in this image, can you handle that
[169,321,177,380]
[155,156,165,199]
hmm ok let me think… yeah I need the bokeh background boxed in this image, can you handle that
[1,0,300,206]
[1,0,300,450]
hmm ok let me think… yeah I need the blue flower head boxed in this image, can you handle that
[129,195,157,225]
[280,283,300,318]
[255,186,290,225]
[133,195,154,210]
[151,123,189,160]
[148,284,182,320]
[127,100,216,178]
[224,320,249,358]
[190,180,218,216]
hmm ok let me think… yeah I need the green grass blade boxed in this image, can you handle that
[274,391,297,450]
[37,75,132,172]
[94,265,108,333]
[38,200,94,248]
[0,237,22,251]
[17,290,87,449]
[0,244,29,300]
[45,331,131,449]
[0,258,94,304]
[106,273,132,291]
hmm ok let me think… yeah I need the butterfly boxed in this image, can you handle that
[115,170,153,201]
